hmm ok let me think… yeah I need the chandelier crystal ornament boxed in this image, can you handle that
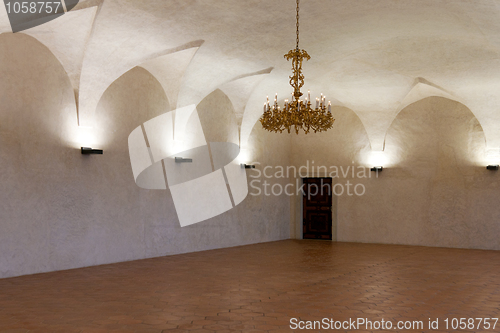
[260,0,335,134]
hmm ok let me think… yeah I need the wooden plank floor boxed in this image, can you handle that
[0,240,499,332]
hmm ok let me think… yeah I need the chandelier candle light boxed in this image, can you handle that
[260,0,335,134]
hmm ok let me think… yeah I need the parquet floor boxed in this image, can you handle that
[0,240,499,332]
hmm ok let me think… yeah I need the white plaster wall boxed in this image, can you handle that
[197,89,239,145]
[3,24,498,281]
[0,34,290,279]
[291,97,500,250]
[290,106,371,240]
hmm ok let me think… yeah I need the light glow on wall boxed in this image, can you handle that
[236,147,252,164]
[362,147,404,169]
[60,100,110,150]
[485,148,500,165]
[369,150,387,167]
[75,126,96,147]
[64,124,107,150]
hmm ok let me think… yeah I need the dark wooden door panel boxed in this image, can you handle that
[303,178,332,240]
[304,211,331,239]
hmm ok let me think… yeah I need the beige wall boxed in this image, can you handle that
[2,30,499,279]
[292,97,500,250]
[0,33,290,279]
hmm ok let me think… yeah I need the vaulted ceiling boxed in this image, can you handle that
[2,0,500,150]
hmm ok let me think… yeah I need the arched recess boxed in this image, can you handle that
[379,78,483,151]
[179,68,273,148]
[139,42,204,112]
[217,67,273,142]
[21,4,101,119]
[94,66,170,147]
[0,32,77,140]
[78,39,204,127]
[195,89,239,146]
[340,97,498,250]
[384,96,486,169]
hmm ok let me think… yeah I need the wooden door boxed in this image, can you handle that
[303,178,332,240]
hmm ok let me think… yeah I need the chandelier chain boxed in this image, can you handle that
[296,0,300,50]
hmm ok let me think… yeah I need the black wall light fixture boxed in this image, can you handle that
[370,166,383,172]
[486,165,499,170]
[175,157,193,163]
[81,147,103,155]
[241,164,256,169]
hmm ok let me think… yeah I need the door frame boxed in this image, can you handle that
[291,175,338,241]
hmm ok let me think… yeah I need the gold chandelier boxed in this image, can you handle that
[260,0,335,134]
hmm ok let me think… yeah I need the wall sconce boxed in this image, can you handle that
[370,166,383,172]
[241,164,255,169]
[81,147,103,155]
[175,157,193,163]
[486,165,499,170]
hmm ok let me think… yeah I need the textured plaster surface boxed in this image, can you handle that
[2,1,500,277]
[0,34,290,279]
[291,97,500,250]
[4,1,500,148]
